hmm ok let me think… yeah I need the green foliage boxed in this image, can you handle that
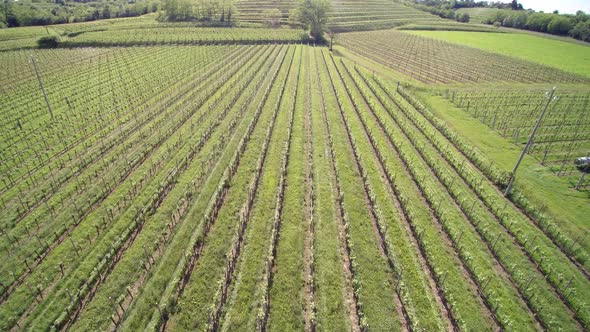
[456,12,469,23]
[0,0,159,27]
[479,8,590,42]
[287,8,299,27]
[570,21,590,41]
[294,0,330,40]
[262,8,281,26]
[501,11,527,28]
[37,35,58,48]
[547,15,574,35]
[526,12,553,32]
[159,0,237,23]
[161,0,192,21]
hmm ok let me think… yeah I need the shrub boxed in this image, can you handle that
[456,13,470,23]
[37,35,59,48]
[547,15,574,35]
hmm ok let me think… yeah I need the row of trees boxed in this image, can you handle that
[159,0,237,23]
[485,10,590,41]
[1,0,159,27]
[1,0,331,43]
[159,0,330,40]
[414,0,519,10]
[409,0,590,42]
[403,1,472,23]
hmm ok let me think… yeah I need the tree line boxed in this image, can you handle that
[405,0,590,42]
[484,10,590,41]
[1,0,159,28]
[159,0,237,23]
[401,0,483,23]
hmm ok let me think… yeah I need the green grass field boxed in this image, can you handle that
[407,31,590,79]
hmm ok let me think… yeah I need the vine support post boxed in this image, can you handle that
[505,87,556,197]
[31,56,54,119]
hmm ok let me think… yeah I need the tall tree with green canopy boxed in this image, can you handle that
[295,0,330,41]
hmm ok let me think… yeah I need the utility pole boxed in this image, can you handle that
[504,87,557,197]
[31,56,54,119]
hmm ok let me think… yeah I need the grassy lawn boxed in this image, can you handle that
[406,31,590,78]
[414,90,590,249]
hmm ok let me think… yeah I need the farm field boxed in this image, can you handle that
[235,0,444,31]
[407,31,590,79]
[455,7,510,24]
[1,41,589,331]
[337,29,588,84]
[413,89,590,262]
[440,86,590,177]
[1,4,590,331]
[0,18,306,51]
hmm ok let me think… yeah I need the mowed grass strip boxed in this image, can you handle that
[219,45,300,331]
[268,46,307,331]
[334,58,450,331]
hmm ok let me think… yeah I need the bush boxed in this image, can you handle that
[547,15,574,35]
[570,21,590,41]
[526,12,552,32]
[37,35,59,48]
[456,12,470,23]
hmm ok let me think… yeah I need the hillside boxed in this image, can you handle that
[235,0,444,31]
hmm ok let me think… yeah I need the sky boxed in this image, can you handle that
[516,0,590,14]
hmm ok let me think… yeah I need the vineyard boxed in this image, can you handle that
[0,21,306,51]
[235,0,442,31]
[2,0,590,329]
[0,37,588,331]
[338,29,588,84]
[440,87,590,181]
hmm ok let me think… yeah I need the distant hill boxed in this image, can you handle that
[235,0,444,31]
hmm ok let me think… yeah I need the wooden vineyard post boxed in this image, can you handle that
[31,56,54,119]
[505,87,557,197]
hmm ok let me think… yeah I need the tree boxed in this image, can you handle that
[101,5,111,19]
[1,0,13,24]
[575,10,589,23]
[510,12,528,28]
[327,30,336,50]
[287,8,299,26]
[526,12,552,32]
[547,15,573,35]
[37,35,59,48]
[456,12,469,23]
[570,21,590,41]
[226,2,237,24]
[161,0,192,21]
[295,0,330,41]
[511,0,522,10]
[262,8,281,27]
